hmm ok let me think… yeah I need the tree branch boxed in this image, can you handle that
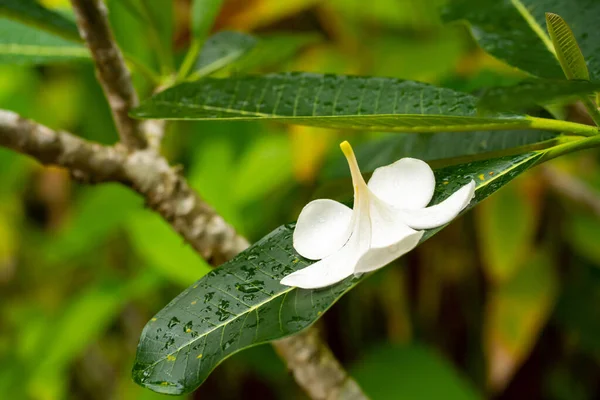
[69,0,148,150]
[0,109,368,399]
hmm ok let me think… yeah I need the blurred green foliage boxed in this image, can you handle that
[2,0,600,399]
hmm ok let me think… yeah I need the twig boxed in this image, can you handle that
[0,110,245,263]
[70,0,148,150]
[0,109,368,399]
[274,329,368,400]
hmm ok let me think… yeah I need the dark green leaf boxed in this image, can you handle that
[191,0,223,41]
[323,130,559,180]
[479,79,600,112]
[443,0,600,80]
[132,73,536,132]
[133,151,543,394]
[0,0,80,41]
[191,31,257,79]
[546,12,590,81]
[0,17,88,64]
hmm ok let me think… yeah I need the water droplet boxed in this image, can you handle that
[235,280,264,293]
[168,317,180,329]
[163,337,175,350]
[183,321,193,333]
[204,292,214,303]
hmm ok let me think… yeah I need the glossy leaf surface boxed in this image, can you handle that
[133,151,544,394]
[443,0,600,80]
[132,72,534,132]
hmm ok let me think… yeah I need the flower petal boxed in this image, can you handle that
[293,199,353,260]
[283,171,372,289]
[353,194,424,274]
[400,180,476,230]
[368,158,435,209]
[354,230,423,274]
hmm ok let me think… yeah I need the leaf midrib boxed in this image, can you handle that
[0,43,89,57]
[510,0,557,58]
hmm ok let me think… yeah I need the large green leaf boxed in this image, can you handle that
[323,130,560,180]
[443,0,600,81]
[0,17,88,64]
[478,79,600,112]
[133,150,544,394]
[132,73,545,132]
[0,0,80,41]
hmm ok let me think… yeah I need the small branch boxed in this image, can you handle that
[0,110,244,263]
[70,0,148,150]
[542,165,600,217]
[0,109,367,399]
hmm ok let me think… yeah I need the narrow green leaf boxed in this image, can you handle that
[479,79,600,112]
[545,12,589,81]
[323,130,560,180]
[133,72,536,132]
[191,31,257,79]
[190,32,320,80]
[0,0,80,41]
[0,17,89,64]
[443,0,600,81]
[133,151,544,394]
[191,0,223,41]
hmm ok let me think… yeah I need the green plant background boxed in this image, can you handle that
[2,0,600,399]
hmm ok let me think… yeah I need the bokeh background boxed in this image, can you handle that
[1,0,599,399]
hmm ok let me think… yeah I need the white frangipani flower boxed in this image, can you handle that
[280,141,476,289]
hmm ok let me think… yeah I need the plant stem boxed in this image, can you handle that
[528,116,599,136]
[540,133,600,162]
[581,96,600,126]
[176,39,203,82]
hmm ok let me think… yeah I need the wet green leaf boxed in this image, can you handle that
[443,0,600,80]
[132,72,536,132]
[546,12,590,81]
[0,0,80,41]
[0,17,88,64]
[478,79,600,112]
[133,151,544,394]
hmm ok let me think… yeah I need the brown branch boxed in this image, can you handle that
[274,329,368,400]
[0,109,368,399]
[0,110,245,263]
[69,0,147,150]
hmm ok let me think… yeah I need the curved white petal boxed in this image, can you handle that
[282,203,371,288]
[368,158,435,210]
[354,230,424,274]
[368,194,419,248]
[283,152,372,289]
[400,180,476,230]
[293,199,353,260]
